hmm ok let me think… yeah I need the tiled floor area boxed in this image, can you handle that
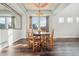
[0,38,79,56]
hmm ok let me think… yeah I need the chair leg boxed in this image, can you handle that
[33,38,35,52]
[49,32,54,48]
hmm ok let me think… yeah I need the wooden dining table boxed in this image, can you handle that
[33,32,50,36]
[33,32,51,51]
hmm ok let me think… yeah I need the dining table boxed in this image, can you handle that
[32,32,51,51]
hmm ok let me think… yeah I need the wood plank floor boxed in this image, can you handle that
[0,38,79,56]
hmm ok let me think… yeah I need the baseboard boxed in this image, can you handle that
[54,36,79,39]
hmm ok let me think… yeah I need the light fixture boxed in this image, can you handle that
[33,3,48,8]
[38,3,41,33]
[33,3,48,16]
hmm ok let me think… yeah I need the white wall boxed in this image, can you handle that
[53,3,79,38]
[0,30,8,48]
[49,15,54,32]
[20,14,29,38]
[0,29,21,48]
[13,30,21,42]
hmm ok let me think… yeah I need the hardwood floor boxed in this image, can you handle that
[1,38,79,56]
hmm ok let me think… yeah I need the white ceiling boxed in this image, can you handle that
[0,4,15,16]
[0,3,70,16]
[22,3,59,10]
[0,4,8,10]
[22,3,70,15]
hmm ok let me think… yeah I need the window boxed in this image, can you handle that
[31,16,48,32]
[76,17,79,23]
[7,16,15,29]
[7,17,12,28]
[67,17,73,23]
[32,17,39,30]
[59,17,64,23]
[0,16,15,29]
[40,17,47,30]
[0,17,5,29]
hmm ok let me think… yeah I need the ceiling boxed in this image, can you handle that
[0,4,15,16]
[0,4,8,10]
[22,3,70,15]
[0,3,70,16]
[22,3,59,11]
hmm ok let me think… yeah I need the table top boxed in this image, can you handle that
[33,32,50,36]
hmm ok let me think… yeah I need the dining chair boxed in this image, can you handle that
[50,31,54,48]
[40,31,49,50]
[27,29,34,48]
[27,29,41,51]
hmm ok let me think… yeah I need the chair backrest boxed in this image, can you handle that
[50,32,53,38]
[27,29,33,37]
[50,30,54,38]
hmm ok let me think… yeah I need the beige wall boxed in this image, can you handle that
[52,3,79,38]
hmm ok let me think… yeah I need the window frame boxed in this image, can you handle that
[30,16,49,32]
[67,17,73,23]
[0,16,22,30]
[58,17,64,23]
[0,16,6,29]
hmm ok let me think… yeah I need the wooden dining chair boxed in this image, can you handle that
[27,29,41,52]
[50,31,54,48]
[40,31,49,50]
[27,29,34,48]
[41,35,47,50]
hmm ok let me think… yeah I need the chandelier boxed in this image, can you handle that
[33,3,48,8]
[33,3,48,16]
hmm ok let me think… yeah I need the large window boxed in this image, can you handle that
[0,16,15,29]
[7,17,13,28]
[0,17,5,29]
[31,16,49,32]
[40,17,47,31]
[32,17,39,30]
